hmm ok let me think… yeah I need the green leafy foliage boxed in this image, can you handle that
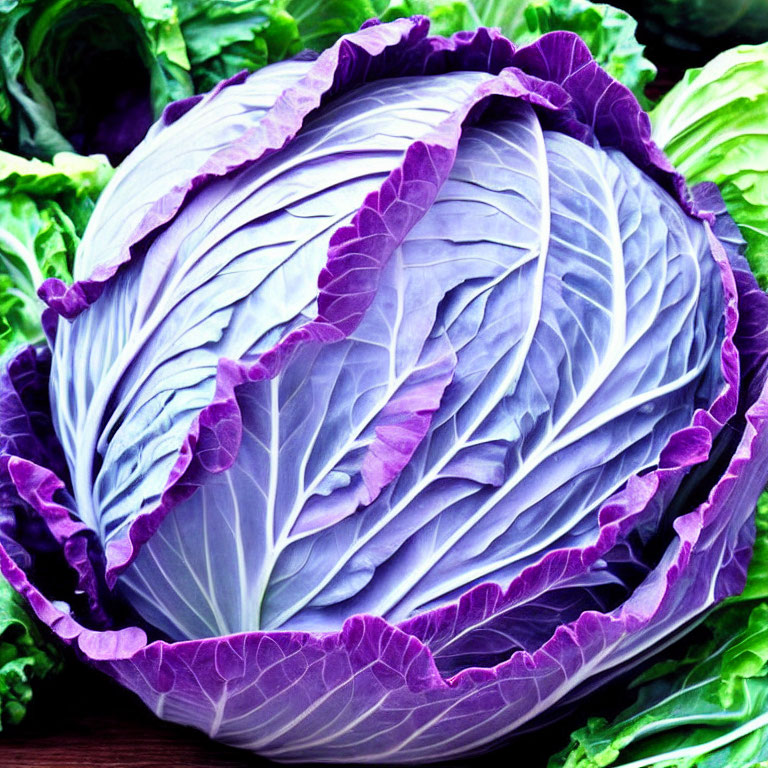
[550,493,768,768]
[0,149,111,354]
[0,577,61,729]
[0,0,301,162]
[181,1,300,92]
[652,42,768,289]
[285,0,376,51]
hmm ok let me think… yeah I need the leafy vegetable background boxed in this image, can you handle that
[652,42,768,289]
[0,576,60,730]
[0,0,767,764]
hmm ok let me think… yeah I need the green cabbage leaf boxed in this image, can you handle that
[652,43,768,288]
[0,577,61,729]
[0,149,111,354]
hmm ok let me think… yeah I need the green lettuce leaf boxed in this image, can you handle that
[739,494,768,604]
[549,493,768,768]
[0,149,112,354]
[180,1,301,93]
[651,43,768,289]
[285,0,376,51]
[0,576,61,729]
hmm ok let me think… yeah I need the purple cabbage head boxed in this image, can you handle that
[3,16,768,764]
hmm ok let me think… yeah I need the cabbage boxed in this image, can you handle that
[2,18,768,764]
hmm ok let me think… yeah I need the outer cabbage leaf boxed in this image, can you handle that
[651,43,768,292]
[521,0,656,108]
[0,150,111,355]
[0,346,66,729]
[549,494,768,768]
[374,0,656,106]
[2,18,768,765]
